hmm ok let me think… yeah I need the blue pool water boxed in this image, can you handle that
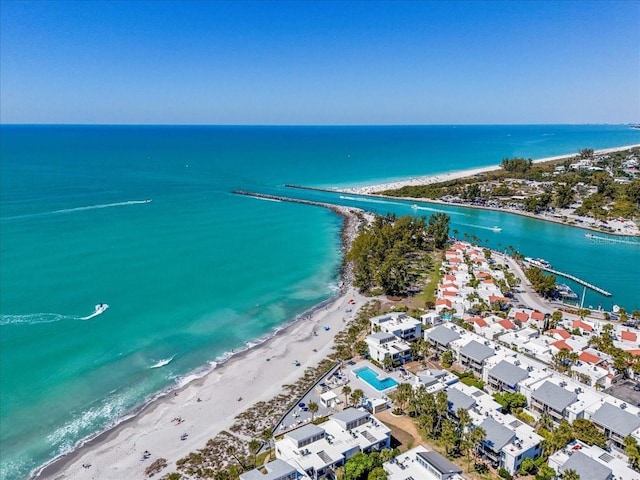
[354,366,399,391]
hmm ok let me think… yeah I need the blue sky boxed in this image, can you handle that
[1,0,638,124]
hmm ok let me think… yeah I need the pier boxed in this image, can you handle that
[525,262,612,297]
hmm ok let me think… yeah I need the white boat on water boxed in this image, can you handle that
[524,257,553,269]
[94,303,109,314]
[411,204,419,210]
[491,226,502,232]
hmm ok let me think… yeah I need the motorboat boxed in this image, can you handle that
[95,303,109,314]
[491,226,502,232]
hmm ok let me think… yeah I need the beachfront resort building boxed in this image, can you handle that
[383,445,464,480]
[364,332,412,366]
[274,408,391,479]
[369,312,422,342]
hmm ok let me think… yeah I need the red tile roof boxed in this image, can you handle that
[440,283,458,290]
[530,311,545,321]
[547,328,571,339]
[445,274,456,281]
[449,258,462,263]
[436,299,452,307]
[468,317,488,328]
[579,351,602,364]
[551,340,573,351]
[489,295,510,303]
[477,272,491,278]
[572,320,593,332]
[443,290,458,297]
[498,319,516,330]
[621,330,638,342]
[514,312,529,322]
[628,349,640,356]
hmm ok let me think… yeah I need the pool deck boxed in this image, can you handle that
[272,359,407,438]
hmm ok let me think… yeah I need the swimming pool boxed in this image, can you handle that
[354,366,399,392]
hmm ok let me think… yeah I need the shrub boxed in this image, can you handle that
[498,467,512,479]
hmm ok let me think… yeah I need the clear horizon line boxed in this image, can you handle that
[1,122,638,127]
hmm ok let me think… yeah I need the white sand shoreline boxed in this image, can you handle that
[339,144,640,195]
[36,205,368,480]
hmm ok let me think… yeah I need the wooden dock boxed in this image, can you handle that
[525,262,612,297]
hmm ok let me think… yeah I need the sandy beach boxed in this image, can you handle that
[36,206,368,480]
[338,144,640,195]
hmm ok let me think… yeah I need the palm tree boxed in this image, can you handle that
[562,468,580,480]
[248,438,261,468]
[342,385,352,406]
[350,388,364,406]
[308,401,319,420]
[226,445,245,470]
[469,427,486,468]
[260,428,273,461]
[393,383,413,413]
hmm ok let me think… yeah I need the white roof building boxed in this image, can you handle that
[383,445,465,480]
[370,312,422,342]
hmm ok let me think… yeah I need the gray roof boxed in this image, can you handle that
[447,388,476,413]
[590,402,640,437]
[531,381,577,412]
[332,407,369,425]
[417,450,462,475]
[559,451,612,480]
[479,417,515,452]
[426,325,460,345]
[459,340,495,363]
[488,360,529,388]
[240,459,298,480]
[285,424,324,444]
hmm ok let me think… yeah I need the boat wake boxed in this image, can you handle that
[2,200,152,222]
[585,233,638,245]
[251,196,282,203]
[338,195,405,207]
[80,304,109,321]
[457,222,503,232]
[150,356,175,369]
[0,313,72,326]
[411,204,467,216]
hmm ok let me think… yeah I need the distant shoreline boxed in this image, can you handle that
[331,144,640,238]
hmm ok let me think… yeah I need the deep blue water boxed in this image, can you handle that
[1,125,639,479]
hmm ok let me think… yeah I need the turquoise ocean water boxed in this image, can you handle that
[1,125,639,479]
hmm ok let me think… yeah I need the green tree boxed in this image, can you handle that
[440,419,458,455]
[493,392,527,414]
[308,401,319,420]
[350,389,364,407]
[572,418,607,447]
[427,212,450,249]
[562,468,580,480]
[248,438,261,468]
[441,350,454,368]
[624,435,640,471]
[519,457,537,475]
[342,385,352,406]
[344,452,373,480]
[261,428,273,461]
[367,467,387,480]
[535,464,556,480]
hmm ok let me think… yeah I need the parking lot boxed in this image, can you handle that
[605,379,640,407]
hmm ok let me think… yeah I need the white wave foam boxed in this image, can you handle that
[2,200,152,222]
[251,196,281,203]
[150,356,175,369]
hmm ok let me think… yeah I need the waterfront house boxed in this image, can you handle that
[529,381,578,422]
[588,402,640,451]
[486,360,529,393]
[477,415,543,474]
[369,312,421,342]
[425,325,461,355]
[275,408,391,480]
[457,340,495,375]
[365,332,412,365]
[383,445,464,480]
